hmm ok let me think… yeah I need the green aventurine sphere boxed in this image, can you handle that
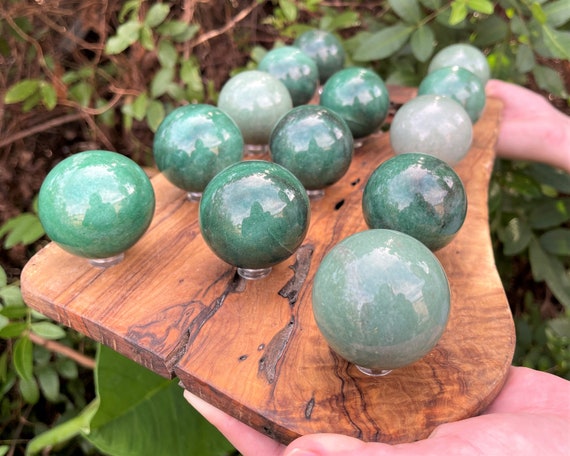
[199,161,310,272]
[294,30,345,84]
[428,43,490,85]
[153,104,244,195]
[312,229,450,374]
[418,66,486,123]
[320,67,390,139]
[38,150,155,260]
[362,153,467,251]
[217,70,293,145]
[269,105,353,192]
[258,46,319,106]
[390,95,473,166]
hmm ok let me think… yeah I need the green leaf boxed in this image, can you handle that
[0,284,24,307]
[56,357,79,380]
[144,3,170,28]
[543,0,570,27]
[526,163,570,194]
[150,66,175,97]
[157,20,191,38]
[26,399,99,455]
[31,321,66,340]
[539,228,570,255]
[131,92,149,121]
[0,266,6,288]
[0,321,27,339]
[466,0,494,14]
[0,213,44,249]
[449,1,468,25]
[19,376,39,404]
[4,79,40,104]
[325,11,360,31]
[531,2,548,24]
[37,366,60,402]
[410,24,435,62]
[14,336,34,381]
[279,0,298,22]
[540,26,570,60]
[500,217,532,255]
[533,65,566,97]
[388,0,422,23]
[171,24,200,42]
[146,100,165,132]
[86,345,234,456]
[157,40,178,69]
[40,82,57,110]
[139,25,155,51]
[353,24,413,61]
[69,81,93,107]
[548,315,570,338]
[473,16,508,46]
[529,238,570,308]
[529,197,570,229]
[105,21,142,54]
[516,44,536,73]
[0,306,29,319]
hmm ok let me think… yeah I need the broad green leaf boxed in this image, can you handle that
[466,0,494,14]
[449,1,468,25]
[37,366,60,402]
[26,399,99,456]
[533,65,567,97]
[516,44,536,73]
[150,66,175,97]
[0,306,28,319]
[526,163,570,194]
[1,213,44,249]
[529,197,570,229]
[473,16,508,46]
[31,321,66,340]
[279,0,298,22]
[171,23,200,42]
[14,336,33,381]
[410,25,435,62]
[181,59,204,101]
[157,40,178,69]
[388,0,422,23]
[543,0,570,27]
[157,20,191,38]
[353,24,413,61]
[40,82,57,110]
[139,24,155,51]
[131,92,149,121]
[529,238,570,308]
[541,26,570,59]
[531,2,548,24]
[146,100,165,132]
[144,3,170,28]
[420,0,443,9]
[0,266,7,288]
[539,228,570,255]
[4,80,40,104]
[69,81,93,107]
[0,284,24,307]
[500,217,532,255]
[56,357,79,380]
[105,21,142,54]
[325,11,360,32]
[19,376,39,404]
[548,315,570,338]
[0,321,27,339]
[86,345,234,456]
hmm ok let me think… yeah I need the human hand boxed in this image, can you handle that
[184,366,570,455]
[485,79,570,173]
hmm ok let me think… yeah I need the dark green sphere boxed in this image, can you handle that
[199,161,310,270]
[362,153,467,251]
[294,30,345,83]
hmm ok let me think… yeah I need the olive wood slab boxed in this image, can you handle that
[21,86,515,444]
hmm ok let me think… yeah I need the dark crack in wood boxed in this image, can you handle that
[304,396,315,419]
[258,316,295,384]
[164,270,244,372]
[278,243,314,307]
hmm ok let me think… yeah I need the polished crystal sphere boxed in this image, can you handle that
[217,70,293,146]
[258,46,319,106]
[199,161,310,279]
[362,153,467,250]
[38,150,155,264]
[153,104,244,198]
[428,43,490,85]
[269,105,353,195]
[294,30,345,84]
[390,95,473,166]
[312,229,450,375]
[418,66,486,123]
[319,67,390,139]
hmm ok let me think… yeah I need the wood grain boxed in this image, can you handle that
[21,86,514,444]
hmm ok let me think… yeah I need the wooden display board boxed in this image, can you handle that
[21,87,515,445]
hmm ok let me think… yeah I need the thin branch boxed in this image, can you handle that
[0,113,84,149]
[190,0,261,47]
[28,332,96,370]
